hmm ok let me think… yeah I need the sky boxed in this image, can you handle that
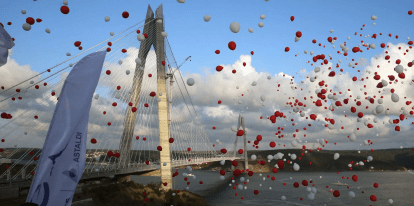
[1,0,414,152]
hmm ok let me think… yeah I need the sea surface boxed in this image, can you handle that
[130,170,414,206]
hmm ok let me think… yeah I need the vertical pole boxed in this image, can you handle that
[242,115,248,170]
[155,4,173,191]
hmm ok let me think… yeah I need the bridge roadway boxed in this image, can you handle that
[0,157,240,189]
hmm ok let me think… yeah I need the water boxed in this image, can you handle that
[131,170,414,206]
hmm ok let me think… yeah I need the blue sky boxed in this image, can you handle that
[1,0,413,79]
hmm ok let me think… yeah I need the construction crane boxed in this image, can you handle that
[166,56,191,78]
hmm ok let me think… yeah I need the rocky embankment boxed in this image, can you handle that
[82,178,209,206]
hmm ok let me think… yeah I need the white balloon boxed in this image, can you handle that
[203,15,211,22]
[187,78,195,86]
[371,15,377,20]
[370,43,375,49]
[220,176,225,180]
[349,191,355,197]
[293,163,300,171]
[63,0,68,5]
[334,153,340,160]
[161,31,168,37]
[367,156,373,161]
[45,28,51,33]
[260,14,266,19]
[118,60,123,65]
[220,160,225,165]
[291,140,298,147]
[330,30,334,33]
[251,81,257,86]
[281,196,286,201]
[267,75,271,80]
[230,22,241,33]
[135,58,142,65]
[308,192,315,200]
[311,187,317,193]
[376,105,384,114]
[267,155,273,160]
[94,94,99,100]
[126,70,130,75]
[21,10,27,14]
[110,32,114,36]
[395,65,404,74]
[231,125,237,132]
[260,95,265,101]
[248,28,254,33]
[105,16,110,22]
[349,134,356,142]
[391,93,399,102]
[310,51,314,55]
[22,23,31,31]
[291,154,297,160]
[137,34,145,41]
[364,140,369,146]
[177,0,185,3]
[251,155,257,160]
[156,19,162,24]
[295,36,300,42]
[388,199,393,204]
[314,67,320,73]
[258,22,264,27]
[66,53,71,56]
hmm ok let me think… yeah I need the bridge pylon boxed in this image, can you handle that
[233,113,248,170]
[118,4,173,190]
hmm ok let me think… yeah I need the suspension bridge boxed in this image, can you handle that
[0,4,246,197]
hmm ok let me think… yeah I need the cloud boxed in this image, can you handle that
[1,42,414,156]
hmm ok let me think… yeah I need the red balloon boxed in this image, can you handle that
[333,190,340,197]
[237,130,244,136]
[91,138,97,144]
[290,16,295,21]
[269,141,276,148]
[216,66,223,72]
[277,160,285,169]
[26,17,35,25]
[228,41,236,50]
[302,180,308,186]
[221,148,227,154]
[370,195,377,202]
[238,149,244,154]
[74,41,81,47]
[122,11,129,18]
[409,10,413,15]
[296,31,302,38]
[285,47,290,52]
[293,182,299,188]
[215,50,220,54]
[373,183,379,188]
[251,51,254,55]
[60,6,70,14]
[253,190,259,195]
[169,138,174,143]
[157,146,162,151]
[233,169,241,177]
[352,175,358,182]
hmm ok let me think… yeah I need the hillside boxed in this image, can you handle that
[194,148,414,172]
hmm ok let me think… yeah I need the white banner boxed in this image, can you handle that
[26,51,106,206]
